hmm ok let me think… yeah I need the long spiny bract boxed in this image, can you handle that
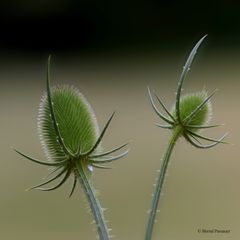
[36,169,71,191]
[89,150,129,164]
[147,87,175,125]
[90,142,128,158]
[82,112,115,156]
[175,35,208,124]
[14,149,67,166]
[46,56,74,157]
[28,167,68,190]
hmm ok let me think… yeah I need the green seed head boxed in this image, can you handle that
[38,86,99,163]
[15,56,128,199]
[172,91,211,126]
[148,35,226,149]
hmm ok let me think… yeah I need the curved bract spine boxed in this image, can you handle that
[46,56,73,157]
[175,35,208,124]
[145,36,227,240]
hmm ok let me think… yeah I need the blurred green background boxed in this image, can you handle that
[0,1,240,240]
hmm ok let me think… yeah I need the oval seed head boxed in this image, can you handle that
[38,86,99,162]
[172,91,212,127]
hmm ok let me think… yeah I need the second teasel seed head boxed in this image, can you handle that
[148,35,227,148]
[172,91,212,128]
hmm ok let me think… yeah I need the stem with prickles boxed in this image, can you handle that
[145,126,182,240]
[76,161,110,240]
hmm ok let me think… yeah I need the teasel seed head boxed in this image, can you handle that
[15,56,129,195]
[148,35,227,148]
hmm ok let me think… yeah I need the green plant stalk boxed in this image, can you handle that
[145,126,182,240]
[76,161,110,240]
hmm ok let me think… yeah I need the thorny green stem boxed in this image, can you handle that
[75,161,110,240]
[145,126,182,240]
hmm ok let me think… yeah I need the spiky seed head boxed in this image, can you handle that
[38,85,99,163]
[172,91,211,126]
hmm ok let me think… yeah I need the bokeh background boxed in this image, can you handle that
[1,1,240,239]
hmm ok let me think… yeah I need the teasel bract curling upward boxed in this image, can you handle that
[15,56,129,240]
[145,35,228,240]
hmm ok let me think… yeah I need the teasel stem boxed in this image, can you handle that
[145,126,182,240]
[75,161,110,240]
